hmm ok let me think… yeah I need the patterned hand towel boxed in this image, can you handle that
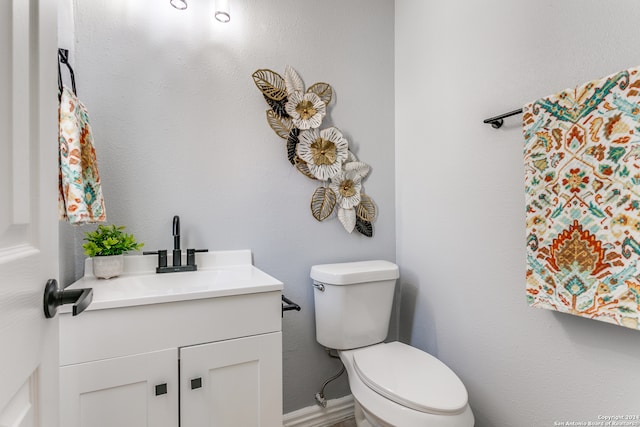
[523,67,640,330]
[58,86,106,224]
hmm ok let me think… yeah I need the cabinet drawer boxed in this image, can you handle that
[60,291,281,366]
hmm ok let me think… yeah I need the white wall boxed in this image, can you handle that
[61,0,395,413]
[396,0,640,425]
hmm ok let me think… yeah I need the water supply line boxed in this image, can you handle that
[314,348,345,408]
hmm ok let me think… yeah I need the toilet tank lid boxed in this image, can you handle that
[310,260,399,285]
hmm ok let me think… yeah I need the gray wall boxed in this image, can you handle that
[396,0,640,425]
[60,0,395,413]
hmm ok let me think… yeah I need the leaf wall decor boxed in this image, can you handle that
[338,207,356,233]
[252,69,287,101]
[284,65,304,96]
[287,129,300,165]
[266,110,293,139]
[294,157,318,180]
[264,95,289,118]
[311,187,337,221]
[355,217,373,237]
[253,66,378,237]
[356,194,377,222]
[307,82,333,105]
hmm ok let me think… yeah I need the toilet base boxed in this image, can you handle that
[354,397,392,427]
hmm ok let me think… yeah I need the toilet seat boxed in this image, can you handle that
[352,342,468,415]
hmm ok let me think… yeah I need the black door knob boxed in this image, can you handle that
[43,279,93,319]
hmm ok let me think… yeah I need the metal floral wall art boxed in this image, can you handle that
[252,66,377,237]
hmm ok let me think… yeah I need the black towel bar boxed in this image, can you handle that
[281,295,301,317]
[483,108,523,129]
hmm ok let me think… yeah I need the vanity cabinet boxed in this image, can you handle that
[60,332,282,427]
[59,251,284,427]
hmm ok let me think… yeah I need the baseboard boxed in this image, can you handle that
[283,395,355,427]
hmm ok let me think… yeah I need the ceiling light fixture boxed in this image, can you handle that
[170,0,188,10]
[214,0,230,23]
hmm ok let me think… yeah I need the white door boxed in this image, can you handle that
[0,0,59,426]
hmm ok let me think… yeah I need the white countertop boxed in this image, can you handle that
[62,250,283,312]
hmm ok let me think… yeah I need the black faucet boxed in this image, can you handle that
[172,215,181,266]
[143,215,208,274]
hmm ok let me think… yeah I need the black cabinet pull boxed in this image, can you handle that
[190,377,202,390]
[155,383,167,396]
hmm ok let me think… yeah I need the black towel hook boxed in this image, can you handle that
[58,48,77,96]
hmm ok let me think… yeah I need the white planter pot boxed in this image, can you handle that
[92,254,124,279]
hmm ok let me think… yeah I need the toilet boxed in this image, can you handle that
[311,260,474,427]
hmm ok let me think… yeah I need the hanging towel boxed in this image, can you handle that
[58,85,106,224]
[522,67,640,330]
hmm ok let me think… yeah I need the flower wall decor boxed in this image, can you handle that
[252,66,377,237]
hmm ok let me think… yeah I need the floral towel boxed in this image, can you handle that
[58,86,106,224]
[523,66,640,330]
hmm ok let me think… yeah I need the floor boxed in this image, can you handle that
[329,420,356,427]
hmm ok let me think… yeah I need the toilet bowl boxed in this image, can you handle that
[311,260,474,427]
[339,342,474,427]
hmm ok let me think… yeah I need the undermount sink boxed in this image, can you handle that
[61,249,283,312]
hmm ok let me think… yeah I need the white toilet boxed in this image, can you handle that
[311,260,474,427]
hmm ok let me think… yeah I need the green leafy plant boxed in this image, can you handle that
[82,225,144,257]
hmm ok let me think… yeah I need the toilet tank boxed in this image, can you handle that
[311,260,399,350]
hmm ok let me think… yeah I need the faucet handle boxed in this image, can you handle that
[143,250,167,268]
[186,249,208,266]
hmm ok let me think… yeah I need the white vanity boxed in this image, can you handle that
[59,250,283,427]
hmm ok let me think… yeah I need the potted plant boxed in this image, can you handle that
[83,224,144,279]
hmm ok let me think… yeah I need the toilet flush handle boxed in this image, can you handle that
[312,281,325,292]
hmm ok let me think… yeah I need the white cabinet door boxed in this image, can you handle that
[60,349,179,427]
[0,0,58,426]
[180,332,283,427]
